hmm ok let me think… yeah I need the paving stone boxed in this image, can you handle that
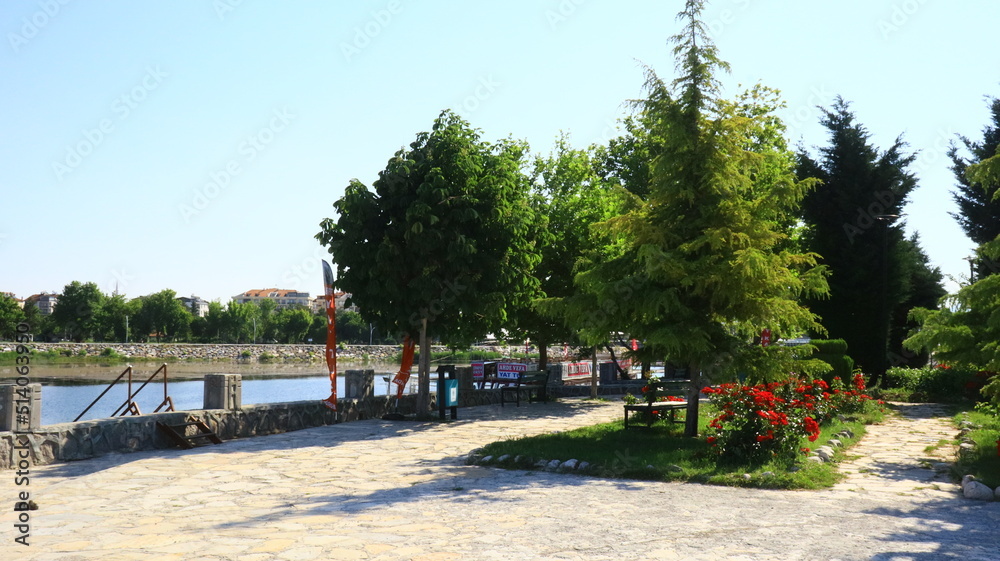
[15,399,1000,560]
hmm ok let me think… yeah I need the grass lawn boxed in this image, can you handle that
[471,403,886,490]
[953,409,1000,488]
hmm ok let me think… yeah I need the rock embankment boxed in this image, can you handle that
[4,342,522,362]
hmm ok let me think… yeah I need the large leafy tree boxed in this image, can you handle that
[132,290,192,342]
[51,281,106,342]
[0,293,26,340]
[96,293,131,342]
[798,99,933,381]
[317,110,541,412]
[560,0,829,436]
[950,96,1000,279]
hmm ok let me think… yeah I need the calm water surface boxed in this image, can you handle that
[0,361,410,426]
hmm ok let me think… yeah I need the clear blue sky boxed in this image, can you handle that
[2,1,997,303]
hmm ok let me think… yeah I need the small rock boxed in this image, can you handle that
[742,473,752,481]
[497,454,510,463]
[816,448,834,462]
[962,474,978,486]
[514,455,524,464]
[481,455,493,464]
[646,464,655,470]
[959,443,976,456]
[534,459,549,469]
[545,459,561,471]
[578,461,590,471]
[963,480,995,501]
[828,439,843,448]
[788,466,801,473]
[761,471,774,478]
[806,456,823,464]
[995,486,1000,501]
[560,459,579,471]
[666,464,684,473]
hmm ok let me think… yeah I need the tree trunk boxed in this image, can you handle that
[416,318,431,414]
[538,341,548,372]
[684,364,703,438]
[590,346,598,399]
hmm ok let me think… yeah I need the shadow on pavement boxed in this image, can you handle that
[866,497,1000,560]
[35,398,619,478]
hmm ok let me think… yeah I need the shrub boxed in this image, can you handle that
[809,339,855,383]
[702,373,878,465]
[100,347,121,358]
[883,365,996,402]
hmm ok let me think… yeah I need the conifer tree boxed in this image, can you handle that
[560,0,829,436]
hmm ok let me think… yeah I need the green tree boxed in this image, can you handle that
[222,301,258,344]
[950,96,1000,278]
[255,298,278,343]
[798,98,927,382]
[560,0,829,436]
[515,136,626,370]
[51,281,106,342]
[317,110,542,412]
[96,293,130,342]
[0,293,26,340]
[134,290,192,342]
[268,306,313,343]
[908,140,1000,369]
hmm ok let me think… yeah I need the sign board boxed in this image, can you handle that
[565,361,592,380]
[472,361,485,383]
[497,362,528,381]
[761,328,772,347]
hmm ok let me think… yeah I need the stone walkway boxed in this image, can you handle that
[5,399,999,560]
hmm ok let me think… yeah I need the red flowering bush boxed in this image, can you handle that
[703,375,876,465]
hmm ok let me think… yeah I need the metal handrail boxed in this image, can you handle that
[111,363,171,417]
[73,365,133,422]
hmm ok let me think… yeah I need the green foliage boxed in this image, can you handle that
[808,339,855,382]
[131,289,192,342]
[556,1,829,439]
[317,110,542,348]
[882,365,995,403]
[798,98,943,379]
[0,293,26,340]
[516,135,627,367]
[952,410,1000,488]
[950,96,1000,263]
[51,281,106,342]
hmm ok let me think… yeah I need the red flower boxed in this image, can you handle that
[706,436,716,444]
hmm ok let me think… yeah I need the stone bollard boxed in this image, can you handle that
[203,374,242,410]
[0,383,42,431]
[345,370,374,400]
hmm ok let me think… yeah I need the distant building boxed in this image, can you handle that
[25,293,58,315]
[309,292,358,314]
[1,292,24,308]
[233,288,310,310]
[178,295,210,317]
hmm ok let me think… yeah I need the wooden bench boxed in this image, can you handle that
[500,370,550,407]
[623,380,690,429]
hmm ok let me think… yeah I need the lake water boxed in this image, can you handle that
[0,360,413,426]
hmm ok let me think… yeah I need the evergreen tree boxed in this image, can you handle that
[949,96,1000,279]
[560,0,829,436]
[798,98,922,382]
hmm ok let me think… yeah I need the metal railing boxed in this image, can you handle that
[73,364,175,422]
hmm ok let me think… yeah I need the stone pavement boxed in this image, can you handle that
[5,398,1000,560]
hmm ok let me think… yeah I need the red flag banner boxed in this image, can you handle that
[321,260,338,411]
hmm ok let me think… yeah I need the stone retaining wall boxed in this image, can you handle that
[2,383,634,470]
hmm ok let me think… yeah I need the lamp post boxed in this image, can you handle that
[963,255,976,284]
[874,214,898,384]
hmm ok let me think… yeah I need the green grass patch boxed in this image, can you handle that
[0,348,167,365]
[952,409,1000,488]
[474,404,885,490]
